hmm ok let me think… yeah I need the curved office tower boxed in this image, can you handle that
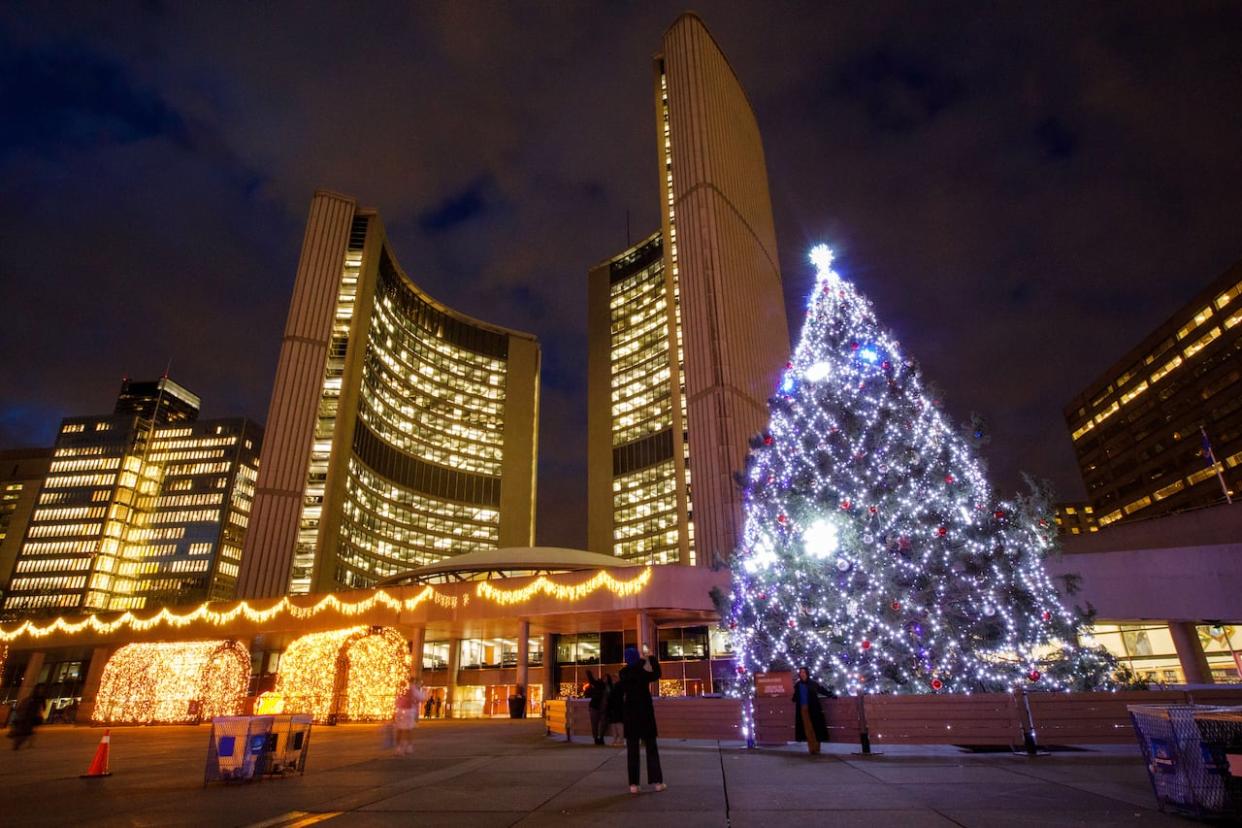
[588,14,789,567]
[239,191,539,598]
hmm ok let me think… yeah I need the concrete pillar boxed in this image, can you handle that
[408,626,426,681]
[1170,621,1214,685]
[637,610,654,654]
[14,651,45,705]
[446,636,460,717]
[542,632,556,701]
[516,620,530,692]
[76,645,114,722]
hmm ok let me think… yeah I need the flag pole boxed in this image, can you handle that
[1201,425,1233,505]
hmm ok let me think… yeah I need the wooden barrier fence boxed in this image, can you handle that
[545,688,1242,750]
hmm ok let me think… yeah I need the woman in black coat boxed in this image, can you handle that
[792,667,833,755]
[618,644,665,793]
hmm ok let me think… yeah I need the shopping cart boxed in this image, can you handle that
[1128,704,1242,819]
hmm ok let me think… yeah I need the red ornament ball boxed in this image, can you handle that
[868,505,878,514]
[994,509,1006,519]
[851,342,860,351]
[785,361,793,370]
[890,601,901,611]
[777,514,788,524]
[944,474,955,485]
[787,619,797,628]
[1028,670,1041,682]
[937,526,948,537]
[931,678,943,691]
[763,434,774,446]
[861,639,872,650]
[736,666,747,675]
[840,500,852,510]
[1041,611,1052,622]
[1038,518,1049,528]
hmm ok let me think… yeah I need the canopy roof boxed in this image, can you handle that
[375,546,638,585]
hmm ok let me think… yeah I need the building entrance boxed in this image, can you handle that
[484,684,542,717]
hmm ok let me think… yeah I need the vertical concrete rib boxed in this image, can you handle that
[237,191,356,598]
[660,14,789,565]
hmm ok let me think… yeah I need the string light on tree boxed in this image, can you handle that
[726,244,1113,725]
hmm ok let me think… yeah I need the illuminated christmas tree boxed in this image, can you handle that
[727,246,1111,701]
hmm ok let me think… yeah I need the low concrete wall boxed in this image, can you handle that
[548,688,1242,749]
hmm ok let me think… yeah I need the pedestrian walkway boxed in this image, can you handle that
[0,719,1190,826]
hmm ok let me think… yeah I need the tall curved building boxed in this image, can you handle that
[588,14,790,567]
[238,191,539,597]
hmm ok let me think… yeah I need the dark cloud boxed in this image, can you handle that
[2,1,1241,549]
[418,176,497,232]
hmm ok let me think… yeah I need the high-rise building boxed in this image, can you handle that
[1,378,261,615]
[115,376,201,425]
[587,14,789,566]
[0,449,53,604]
[1065,260,1242,526]
[237,191,540,598]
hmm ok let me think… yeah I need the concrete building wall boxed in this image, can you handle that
[499,336,540,547]
[238,191,356,598]
[585,259,615,557]
[655,14,790,564]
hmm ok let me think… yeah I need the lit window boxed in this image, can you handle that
[1183,326,1221,358]
[1176,306,1214,340]
[1214,280,1242,310]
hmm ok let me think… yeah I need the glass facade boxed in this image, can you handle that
[1084,622,1242,685]
[291,223,364,594]
[604,230,693,565]
[335,249,510,589]
[551,626,733,699]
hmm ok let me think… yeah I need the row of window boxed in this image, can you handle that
[1073,278,1242,439]
[336,457,500,584]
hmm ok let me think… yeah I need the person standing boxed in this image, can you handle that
[618,644,665,793]
[584,670,607,744]
[792,667,833,755]
[7,686,46,751]
[604,674,624,745]
[393,678,419,755]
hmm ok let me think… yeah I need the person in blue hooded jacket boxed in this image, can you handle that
[792,666,834,754]
[618,643,665,793]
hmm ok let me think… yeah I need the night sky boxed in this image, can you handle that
[3,2,1241,549]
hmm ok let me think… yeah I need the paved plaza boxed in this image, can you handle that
[0,719,1193,827]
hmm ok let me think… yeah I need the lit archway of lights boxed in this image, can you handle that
[92,640,250,724]
[276,627,410,722]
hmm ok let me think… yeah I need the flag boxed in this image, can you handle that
[1202,427,1217,465]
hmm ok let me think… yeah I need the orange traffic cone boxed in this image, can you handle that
[81,729,112,778]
